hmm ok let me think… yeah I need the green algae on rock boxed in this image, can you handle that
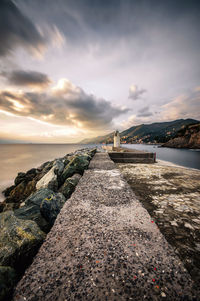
[14,188,65,233]
[40,192,66,226]
[0,211,45,270]
[61,155,90,181]
[59,173,81,199]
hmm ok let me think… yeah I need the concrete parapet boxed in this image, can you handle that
[105,146,156,163]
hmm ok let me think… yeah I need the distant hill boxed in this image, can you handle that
[162,122,200,148]
[80,119,199,144]
[80,132,115,144]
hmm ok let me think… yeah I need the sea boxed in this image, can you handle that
[0,143,200,201]
[0,144,97,201]
[123,144,200,170]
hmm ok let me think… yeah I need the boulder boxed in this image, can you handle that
[3,179,37,210]
[37,160,52,172]
[36,159,64,191]
[3,169,38,203]
[63,157,70,166]
[14,169,37,187]
[59,174,81,199]
[34,161,53,182]
[14,172,26,186]
[40,192,66,226]
[0,203,4,213]
[53,159,65,175]
[26,168,37,177]
[14,188,66,232]
[2,202,18,212]
[2,185,16,197]
[62,155,89,181]
[53,159,65,187]
[14,189,53,232]
[5,181,27,203]
[36,167,58,191]
[90,148,97,156]
[0,266,17,301]
[23,179,36,197]
[0,211,45,271]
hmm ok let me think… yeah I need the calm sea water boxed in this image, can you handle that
[0,143,199,201]
[123,144,200,170]
[0,144,97,201]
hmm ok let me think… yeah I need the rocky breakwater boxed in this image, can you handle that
[0,148,96,301]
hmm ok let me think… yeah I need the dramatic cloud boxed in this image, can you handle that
[0,0,46,57]
[137,106,153,117]
[129,85,146,101]
[123,88,200,129]
[1,70,52,88]
[161,90,200,122]
[0,0,200,142]
[0,79,129,130]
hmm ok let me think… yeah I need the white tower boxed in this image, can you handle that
[114,130,120,148]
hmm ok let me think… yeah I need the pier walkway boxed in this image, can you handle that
[14,153,197,300]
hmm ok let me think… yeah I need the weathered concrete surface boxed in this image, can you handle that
[13,153,198,300]
[102,146,155,163]
[118,160,200,287]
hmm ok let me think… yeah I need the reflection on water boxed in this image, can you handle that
[123,144,200,170]
[0,144,92,201]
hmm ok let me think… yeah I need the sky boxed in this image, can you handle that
[0,0,200,143]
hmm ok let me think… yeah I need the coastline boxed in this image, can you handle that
[157,159,200,171]
[0,144,91,203]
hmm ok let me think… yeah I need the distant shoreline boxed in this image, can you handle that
[157,159,200,172]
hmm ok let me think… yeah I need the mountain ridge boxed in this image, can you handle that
[80,119,199,144]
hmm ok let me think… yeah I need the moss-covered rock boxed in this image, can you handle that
[2,202,18,212]
[36,159,64,191]
[23,179,36,197]
[0,265,17,301]
[14,172,26,186]
[14,188,53,232]
[3,162,53,207]
[62,155,90,181]
[4,180,36,207]
[14,188,66,232]
[2,185,16,197]
[40,192,66,226]
[59,174,81,199]
[0,211,45,271]
[5,181,27,203]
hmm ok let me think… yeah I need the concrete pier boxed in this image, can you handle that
[13,153,197,301]
[102,146,156,163]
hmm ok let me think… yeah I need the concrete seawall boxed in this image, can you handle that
[13,153,197,300]
[102,146,156,163]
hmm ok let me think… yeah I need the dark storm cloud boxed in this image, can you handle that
[1,70,52,88]
[137,106,153,117]
[0,79,129,129]
[0,0,46,57]
[20,0,200,43]
[2,0,200,57]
